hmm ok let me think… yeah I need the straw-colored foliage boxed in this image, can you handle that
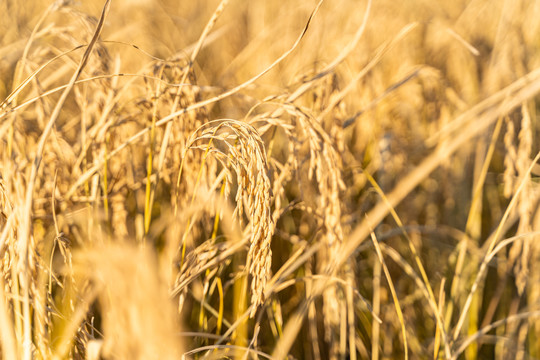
[1,0,540,358]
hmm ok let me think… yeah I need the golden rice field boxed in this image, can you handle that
[1,0,540,359]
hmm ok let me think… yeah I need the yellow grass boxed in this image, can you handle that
[1,0,540,359]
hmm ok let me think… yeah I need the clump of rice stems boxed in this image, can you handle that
[300,77,350,357]
[248,74,352,355]
[142,57,211,238]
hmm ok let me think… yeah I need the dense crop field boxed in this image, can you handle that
[1,0,540,359]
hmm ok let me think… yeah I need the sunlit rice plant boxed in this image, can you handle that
[1,0,540,359]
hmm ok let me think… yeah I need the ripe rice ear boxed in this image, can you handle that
[183,120,275,317]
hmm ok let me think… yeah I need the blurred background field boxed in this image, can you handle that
[1,0,540,359]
